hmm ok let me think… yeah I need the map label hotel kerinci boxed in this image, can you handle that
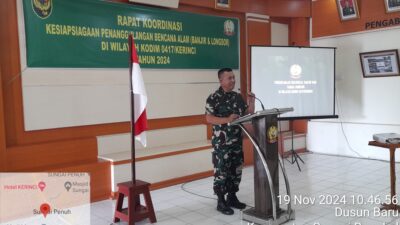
[0,173,90,225]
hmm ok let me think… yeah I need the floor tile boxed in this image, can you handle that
[85,153,397,225]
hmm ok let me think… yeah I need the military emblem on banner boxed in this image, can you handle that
[224,20,235,36]
[267,125,278,144]
[32,0,52,19]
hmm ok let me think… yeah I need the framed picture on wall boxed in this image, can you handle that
[336,0,360,21]
[359,49,400,78]
[384,0,400,13]
[215,0,231,10]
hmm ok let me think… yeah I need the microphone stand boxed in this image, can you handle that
[286,121,304,171]
[242,90,264,110]
[254,96,265,110]
[246,90,304,171]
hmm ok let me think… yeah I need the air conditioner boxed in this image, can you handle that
[129,0,179,8]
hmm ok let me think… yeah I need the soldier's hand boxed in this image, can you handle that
[227,114,240,123]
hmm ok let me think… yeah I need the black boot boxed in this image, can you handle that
[216,194,234,215]
[227,193,246,209]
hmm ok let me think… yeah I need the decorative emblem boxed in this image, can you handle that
[32,0,52,19]
[267,125,278,144]
[224,20,235,36]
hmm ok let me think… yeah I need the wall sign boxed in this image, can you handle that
[23,0,239,69]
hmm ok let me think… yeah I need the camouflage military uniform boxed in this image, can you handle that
[205,87,247,195]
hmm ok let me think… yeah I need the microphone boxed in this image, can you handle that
[238,88,265,110]
[254,95,265,110]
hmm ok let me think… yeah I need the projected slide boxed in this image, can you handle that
[251,46,336,119]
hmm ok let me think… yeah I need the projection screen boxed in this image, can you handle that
[251,46,337,119]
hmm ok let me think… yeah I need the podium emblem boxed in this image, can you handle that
[267,125,278,143]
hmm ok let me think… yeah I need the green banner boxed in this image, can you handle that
[23,0,239,69]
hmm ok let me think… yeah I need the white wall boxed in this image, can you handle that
[20,68,227,131]
[309,27,400,161]
[112,149,213,191]
[97,125,207,154]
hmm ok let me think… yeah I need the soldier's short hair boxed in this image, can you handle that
[218,68,233,79]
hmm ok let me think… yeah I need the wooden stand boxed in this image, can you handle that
[369,141,400,211]
[113,180,157,224]
[114,35,156,225]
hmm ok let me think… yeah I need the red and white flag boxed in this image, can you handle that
[131,37,147,147]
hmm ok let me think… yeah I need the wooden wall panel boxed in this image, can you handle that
[271,17,291,25]
[148,115,205,130]
[247,20,271,46]
[292,120,308,133]
[0,69,6,171]
[289,17,310,46]
[244,18,271,166]
[313,0,400,38]
[207,124,212,140]
[247,18,271,92]
[239,13,248,97]
[180,0,268,15]
[243,138,254,165]
[267,0,311,17]
[180,0,310,17]
[149,170,214,191]
[6,138,97,171]
[0,0,22,146]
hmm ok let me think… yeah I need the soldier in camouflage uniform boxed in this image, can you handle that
[205,68,255,215]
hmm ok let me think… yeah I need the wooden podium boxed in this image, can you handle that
[231,108,295,225]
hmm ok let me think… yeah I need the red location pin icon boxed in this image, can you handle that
[40,203,51,218]
[38,181,46,192]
